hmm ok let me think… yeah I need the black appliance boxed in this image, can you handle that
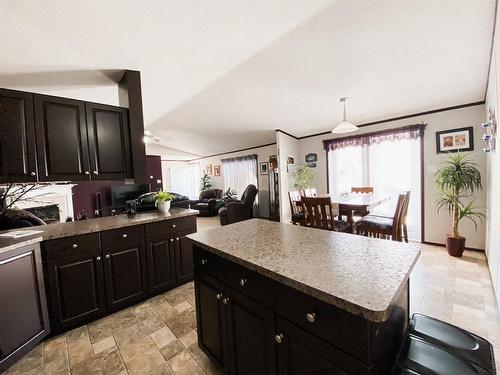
[111,184,150,212]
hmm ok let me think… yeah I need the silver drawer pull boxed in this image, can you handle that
[222,297,230,305]
[93,170,99,175]
[175,237,179,241]
[170,238,175,243]
[72,244,78,249]
[172,224,176,228]
[30,171,36,176]
[105,254,110,259]
[275,334,284,344]
[201,259,208,265]
[96,256,101,261]
[306,312,317,323]
[122,234,127,238]
[239,278,247,287]
[216,293,223,301]
[84,171,90,175]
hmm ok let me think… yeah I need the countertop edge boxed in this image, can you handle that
[187,236,416,322]
[0,237,43,255]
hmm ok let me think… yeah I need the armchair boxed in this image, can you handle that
[190,189,223,217]
[219,184,258,226]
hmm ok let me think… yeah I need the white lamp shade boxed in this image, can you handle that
[331,120,359,134]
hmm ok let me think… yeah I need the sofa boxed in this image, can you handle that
[190,189,223,217]
[136,192,191,212]
[219,185,258,226]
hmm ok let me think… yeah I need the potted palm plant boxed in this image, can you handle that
[154,191,173,213]
[435,153,484,257]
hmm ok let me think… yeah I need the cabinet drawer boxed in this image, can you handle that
[101,225,144,248]
[145,221,173,239]
[193,246,228,282]
[275,283,370,362]
[44,233,100,260]
[225,262,274,309]
[172,215,196,233]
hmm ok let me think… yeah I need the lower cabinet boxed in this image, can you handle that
[146,236,176,294]
[195,274,277,375]
[0,243,50,372]
[175,231,195,283]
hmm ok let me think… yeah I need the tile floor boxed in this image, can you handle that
[3,218,499,374]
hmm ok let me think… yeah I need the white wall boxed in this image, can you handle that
[277,131,300,224]
[485,4,500,306]
[163,144,277,218]
[298,105,487,249]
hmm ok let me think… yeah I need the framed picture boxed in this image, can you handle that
[260,162,269,175]
[287,156,294,165]
[214,165,221,176]
[436,126,474,153]
[206,164,213,175]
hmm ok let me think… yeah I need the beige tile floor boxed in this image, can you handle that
[3,218,499,374]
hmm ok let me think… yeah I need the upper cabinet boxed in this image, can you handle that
[0,89,37,183]
[86,103,132,180]
[0,89,137,183]
[34,95,91,181]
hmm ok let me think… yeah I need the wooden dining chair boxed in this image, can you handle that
[351,187,374,194]
[300,197,350,232]
[355,193,406,241]
[399,191,411,242]
[303,188,317,197]
[289,190,304,225]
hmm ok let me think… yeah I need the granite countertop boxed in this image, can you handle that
[187,219,421,322]
[0,236,44,255]
[0,208,198,245]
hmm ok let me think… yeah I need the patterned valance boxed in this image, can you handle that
[323,124,426,151]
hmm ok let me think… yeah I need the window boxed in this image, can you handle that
[167,162,200,199]
[325,125,423,241]
[222,154,258,199]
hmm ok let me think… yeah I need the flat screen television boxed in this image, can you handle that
[111,183,150,212]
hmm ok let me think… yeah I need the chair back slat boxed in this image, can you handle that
[301,197,338,231]
[289,190,303,215]
[351,187,374,194]
[390,193,407,239]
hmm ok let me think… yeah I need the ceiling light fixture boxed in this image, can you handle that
[332,97,359,134]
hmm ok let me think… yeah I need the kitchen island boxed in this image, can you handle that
[187,219,420,375]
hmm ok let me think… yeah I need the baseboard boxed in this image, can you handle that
[422,241,485,252]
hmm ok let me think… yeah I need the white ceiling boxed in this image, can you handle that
[0,0,495,156]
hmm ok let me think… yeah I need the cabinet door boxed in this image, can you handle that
[276,318,368,375]
[34,95,91,181]
[146,155,163,191]
[0,89,37,183]
[86,103,132,180]
[195,274,228,370]
[225,288,277,375]
[103,242,147,311]
[175,231,195,284]
[0,244,49,371]
[46,249,105,331]
[146,236,176,294]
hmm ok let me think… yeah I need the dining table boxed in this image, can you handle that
[319,193,391,233]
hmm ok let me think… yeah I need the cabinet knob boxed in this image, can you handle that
[72,244,78,249]
[216,293,223,301]
[222,297,230,305]
[84,171,90,175]
[239,278,247,287]
[275,334,284,344]
[201,259,208,265]
[96,256,101,261]
[172,224,176,228]
[170,238,175,243]
[30,171,36,176]
[306,312,317,323]
[175,237,179,241]
[122,234,127,238]
[105,254,110,259]
[93,170,99,175]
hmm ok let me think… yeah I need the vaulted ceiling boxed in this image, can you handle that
[0,0,495,157]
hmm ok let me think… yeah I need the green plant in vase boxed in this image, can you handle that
[216,187,238,211]
[435,153,484,257]
[154,191,173,213]
[200,174,212,192]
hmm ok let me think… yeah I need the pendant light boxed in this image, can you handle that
[332,97,359,134]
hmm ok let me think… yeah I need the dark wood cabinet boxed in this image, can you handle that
[225,288,277,375]
[34,95,91,181]
[195,275,228,370]
[86,103,132,180]
[0,243,50,372]
[46,249,106,330]
[103,242,147,311]
[175,230,195,284]
[0,89,37,183]
[146,155,163,191]
[146,236,176,294]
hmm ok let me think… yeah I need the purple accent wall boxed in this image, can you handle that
[72,180,124,218]
[146,155,163,192]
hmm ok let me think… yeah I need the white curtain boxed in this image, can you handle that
[222,155,258,199]
[169,163,200,199]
